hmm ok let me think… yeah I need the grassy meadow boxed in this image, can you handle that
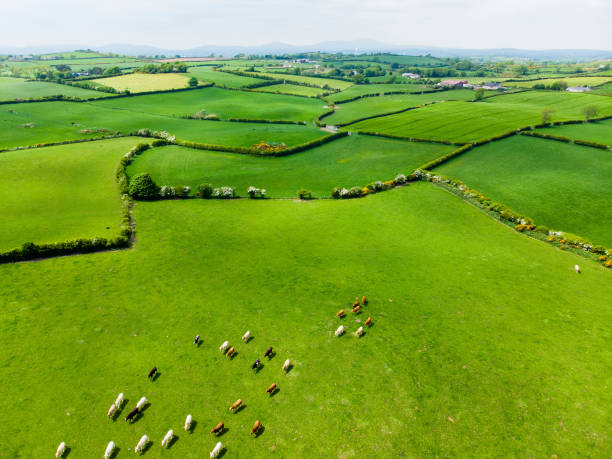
[435,135,612,246]
[92,74,192,92]
[534,118,612,145]
[327,83,429,102]
[506,76,612,88]
[126,135,454,197]
[252,83,324,97]
[250,72,354,90]
[0,77,106,101]
[187,67,266,88]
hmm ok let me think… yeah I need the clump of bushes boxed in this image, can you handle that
[247,186,266,199]
[129,173,159,200]
[331,186,363,199]
[297,189,313,200]
[197,183,213,198]
[159,185,190,198]
[212,186,236,199]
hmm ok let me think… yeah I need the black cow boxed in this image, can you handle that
[251,358,261,370]
[264,347,273,359]
[194,334,200,345]
[148,366,157,379]
[125,407,139,422]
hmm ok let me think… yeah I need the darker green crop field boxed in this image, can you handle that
[0,77,107,101]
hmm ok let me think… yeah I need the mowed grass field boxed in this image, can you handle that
[350,91,612,142]
[535,118,612,145]
[0,77,106,101]
[252,83,324,97]
[506,76,612,88]
[0,137,144,251]
[435,135,612,246]
[91,87,326,122]
[92,73,192,92]
[0,101,327,149]
[249,72,354,90]
[327,83,429,102]
[326,90,476,126]
[1,185,610,457]
[126,135,454,197]
[187,67,266,88]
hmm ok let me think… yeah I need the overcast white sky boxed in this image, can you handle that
[0,0,610,50]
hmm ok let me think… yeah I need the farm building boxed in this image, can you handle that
[566,86,591,93]
[437,79,468,88]
[482,82,504,90]
[402,72,420,79]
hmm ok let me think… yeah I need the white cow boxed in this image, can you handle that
[355,326,364,337]
[135,435,149,453]
[282,359,291,372]
[104,441,115,459]
[575,264,581,273]
[114,392,123,408]
[107,402,117,418]
[161,429,174,448]
[136,397,147,410]
[55,441,66,458]
[219,340,229,352]
[210,441,223,458]
[335,325,345,337]
[184,414,193,431]
[242,330,251,341]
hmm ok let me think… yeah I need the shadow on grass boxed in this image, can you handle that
[254,363,264,374]
[63,446,72,457]
[109,447,120,459]
[216,426,229,437]
[228,351,238,360]
[217,447,227,458]
[151,372,161,382]
[269,387,280,398]
[253,424,265,438]
[244,336,253,343]
[167,435,179,449]
[133,403,150,423]
[267,351,276,360]
[188,420,197,433]
[234,404,246,414]
[284,364,293,374]
[111,399,128,421]
[141,441,153,454]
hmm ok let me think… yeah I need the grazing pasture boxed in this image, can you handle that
[0,185,609,457]
[91,73,192,92]
[0,137,144,251]
[90,86,325,122]
[250,72,354,90]
[434,135,612,246]
[534,118,612,146]
[126,134,454,196]
[0,77,106,101]
[506,76,612,88]
[187,67,266,88]
[327,83,429,102]
[253,83,325,97]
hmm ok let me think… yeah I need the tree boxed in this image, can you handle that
[541,108,555,124]
[188,76,198,88]
[473,88,485,101]
[582,105,600,121]
[129,173,159,200]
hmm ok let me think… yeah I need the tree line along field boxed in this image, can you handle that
[126,135,454,197]
[434,135,612,247]
[1,186,610,457]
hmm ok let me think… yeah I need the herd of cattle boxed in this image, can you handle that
[334,295,372,337]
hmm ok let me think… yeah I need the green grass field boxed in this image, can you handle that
[0,77,106,101]
[435,135,612,246]
[534,119,612,145]
[506,76,612,88]
[250,72,354,90]
[187,67,265,88]
[92,74,192,92]
[1,185,609,457]
[126,134,453,197]
[327,84,429,102]
[591,81,612,96]
[90,86,326,122]
[252,83,324,97]
[0,137,143,251]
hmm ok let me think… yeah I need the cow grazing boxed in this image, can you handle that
[335,325,345,337]
[135,434,149,453]
[364,317,372,327]
[252,358,261,370]
[125,407,139,422]
[226,346,236,358]
[352,305,361,314]
[210,441,223,458]
[55,441,66,458]
[136,396,147,410]
[114,392,123,408]
[266,383,277,395]
[355,326,364,337]
[210,421,224,435]
[161,429,174,448]
[104,441,115,459]
[242,330,251,341]
[264,346,273,358]
[352,301,360,307]
[282,359,291,372]
[229,398,243,412]
[575,264,581,273]
[361,295,367,305]
[250,420,262,436]
[194,334,200,345]
[148,367,157,379]
[336,309,345,318]
[185,414,193,431]
[107,402,117,418]
[219,340,229,352]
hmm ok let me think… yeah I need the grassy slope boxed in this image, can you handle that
[507,76,612,88]
[126,135,453,197]
[0,185,610,457]
[252,84,324,97]
[327,84,429,102]
[0,137,143,251]
[0,77,106,101]
[0,101,327,149]
[91,74,191,92]
[90,87,326,122]
[435,135,612,246]
[534,118,612,145]
[187,67,265,88]
[326,90,475,126]
[349,91,612,142]
[251,72,354,90]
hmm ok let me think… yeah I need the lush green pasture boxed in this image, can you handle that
[0,137,142,251]
[92,74,191,92]
[350,91,612,142]
[0,101,327,149]
[0,77,106,101]
[326,90,475,126]
[187,67,265,88]
[435,135,612,246]
[507,76,612,88]
[127,135,453,197]
[1,185,610,457]
[535,118,612,145]
[591,81,612,96]
[251,72,354,90]
[91,87,325,122]
[253,83,324,97]
[328,83,429,102]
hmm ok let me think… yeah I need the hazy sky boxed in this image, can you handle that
[1,0,610,49]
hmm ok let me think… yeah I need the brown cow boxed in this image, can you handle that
[229,399,243,412]
[336,309,345,318]
[226,346,235,358]
[352,305,361,314]
[352,301,360,307]
[361,295,367,305]
[266,383,277,395]
[364,316,372,327]
[210,421,224,434]
[250,420,262,436]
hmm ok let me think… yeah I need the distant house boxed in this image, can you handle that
[482,82,503,90]
[282,62,293,68]
[402,72,420,79]
[437,79,468,88]
[566,86,591,93]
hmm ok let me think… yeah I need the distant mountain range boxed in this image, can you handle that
[1,40,611,60]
